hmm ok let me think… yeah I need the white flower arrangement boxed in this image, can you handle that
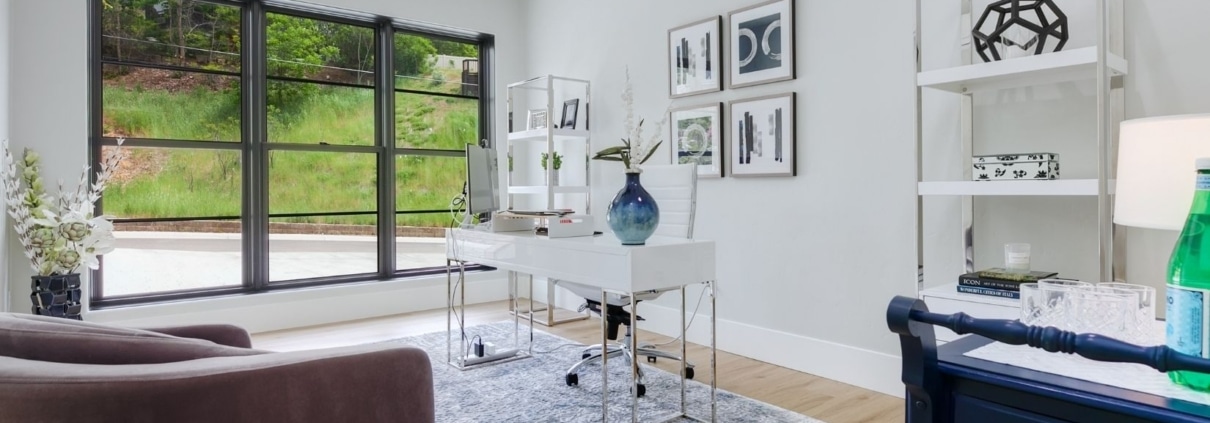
[2,139,125,276]
[592,68,668,172]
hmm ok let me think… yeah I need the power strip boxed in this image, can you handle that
[461,348,519,366]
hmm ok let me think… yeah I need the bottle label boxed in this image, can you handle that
[1198,174,1210,191]
[1167,285,1210,358]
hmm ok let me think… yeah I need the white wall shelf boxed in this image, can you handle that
[507,128,591,143]
[917,46,1128,94]
[918,179,1116,196]
[507,185,589,195]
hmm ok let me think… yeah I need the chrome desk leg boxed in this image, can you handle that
[459,260,467,366]
[630,290,639,423]
[511,271,518,351]
[446,259,468,368]
[710,280,717,422]
[517,272,536,355]
[601,288,609,423]
[528,274,535,354]
[680,285,688,416]
[446,259,452,367]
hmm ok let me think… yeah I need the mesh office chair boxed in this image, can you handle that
[555,164,698,396]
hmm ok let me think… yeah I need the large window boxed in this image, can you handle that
[91,0,491,305]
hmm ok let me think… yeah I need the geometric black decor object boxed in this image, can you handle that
[972,0,1068,63]
[31,273,83,320]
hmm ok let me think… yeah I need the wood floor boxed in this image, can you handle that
[253,301,904,423]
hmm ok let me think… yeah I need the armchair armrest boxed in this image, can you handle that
[0,343,435,423]
[138,324,253,348]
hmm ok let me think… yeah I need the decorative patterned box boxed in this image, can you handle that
[972,153,1059,181]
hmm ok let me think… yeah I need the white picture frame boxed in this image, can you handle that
[730,93,796,177]
[728,0,796,89]
[670,102,724,178]
[668,16,723,98]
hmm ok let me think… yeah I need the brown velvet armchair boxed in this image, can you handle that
[0,313,435,423]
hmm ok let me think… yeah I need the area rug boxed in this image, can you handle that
[381,322,821,423]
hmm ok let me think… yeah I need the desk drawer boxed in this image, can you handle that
[920,295,1019,342]
[955,395,1066,423]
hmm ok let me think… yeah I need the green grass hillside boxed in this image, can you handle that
[102,68,476,228]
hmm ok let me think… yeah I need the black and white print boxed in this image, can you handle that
[668,17,723,98]
[729,0,796,89]
[670,103,724,178]
[527,108,548,130]
[730,93,795,177]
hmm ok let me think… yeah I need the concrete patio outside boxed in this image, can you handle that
[102,231,448,297]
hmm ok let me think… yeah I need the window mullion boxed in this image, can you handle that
[243,0,270,290]
[376,20,397,277]
[88,0,106,301]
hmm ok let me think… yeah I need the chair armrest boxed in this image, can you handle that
[0,344,435,423]
[138,324,253,348]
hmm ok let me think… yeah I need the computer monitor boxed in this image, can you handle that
[465,142,500,215]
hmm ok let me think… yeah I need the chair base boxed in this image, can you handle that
[564,327,694,397]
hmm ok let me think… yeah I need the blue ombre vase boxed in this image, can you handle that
[607,171,659,245]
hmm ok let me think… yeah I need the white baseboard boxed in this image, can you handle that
[86,272,905,398]
[632,302,905,398]
[88,271,510,334]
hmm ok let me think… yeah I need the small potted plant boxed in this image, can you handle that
[540,151,563,186]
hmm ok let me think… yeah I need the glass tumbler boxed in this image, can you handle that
[1076,289,1137,339]
[1096,283,1158,343]
[1038,279,1093,331]
[1019,283,1046,326]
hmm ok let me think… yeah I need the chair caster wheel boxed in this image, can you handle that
[634,384,646,397]
[582,353,592,359]
[647,356,657,363]
[683,367,695,380]
[566,373,578,386]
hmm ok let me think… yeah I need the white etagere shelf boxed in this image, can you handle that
[503,74,593,328]
[918,179,1117,197]
[507,128,592,143]
[917,46,1128,94]
[914,2,1127,326]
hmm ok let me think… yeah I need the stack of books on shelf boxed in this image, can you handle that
[956,268,1059,299]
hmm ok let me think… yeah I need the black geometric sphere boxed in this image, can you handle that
[973,0,1068,62]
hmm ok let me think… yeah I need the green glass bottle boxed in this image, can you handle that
[1167,158,1210,390]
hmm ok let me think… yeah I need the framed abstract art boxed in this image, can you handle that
[668,16,723,98]
[728,0,796,89]
[669,102,724,178]
[730,93,795,177]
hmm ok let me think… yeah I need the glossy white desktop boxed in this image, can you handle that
[445,228,718,422]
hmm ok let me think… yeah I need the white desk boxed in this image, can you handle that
[446,228,718,423]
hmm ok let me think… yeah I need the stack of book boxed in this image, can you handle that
[956,268,1059,299]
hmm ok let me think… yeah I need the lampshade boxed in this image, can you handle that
[1114,114,1210,230]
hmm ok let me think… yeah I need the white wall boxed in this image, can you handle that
[525,0,919,395]
[0,0,10,312]
[6,0,88,313]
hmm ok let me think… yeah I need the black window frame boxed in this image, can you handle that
[88,0,494,308]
